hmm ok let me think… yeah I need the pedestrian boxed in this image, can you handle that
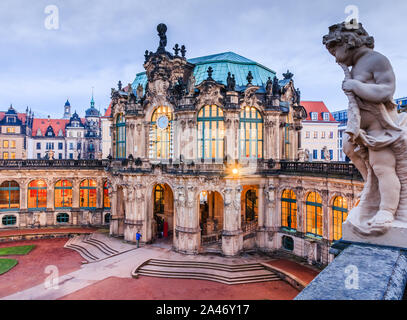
[136,231,142,248]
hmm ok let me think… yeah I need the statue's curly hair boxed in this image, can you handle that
[323,22,375,50]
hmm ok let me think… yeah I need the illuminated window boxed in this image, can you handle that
[7,127,15,133]
[80,179,97,209]
[103,181,111,209]
[239,106,263,159]
[2,215,16,226]
[3,140,8,148]
[55,180,72,208]
[306,192,323,237]
[116,114,126,159]
[153,184,164,215]
[332,196,348,240]
[245,189,258,222]
[150,106,173,160]
[3,152,8,159]
[10,153,15,159]
[10,141,16,148]
[56,213,69,223]
[28,180,47,209]
[197,105,224,159]
[281,189,297,230]
[0,181,19,210]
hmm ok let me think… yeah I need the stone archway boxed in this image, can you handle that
[198,190,223,248]
[150,183,174,245]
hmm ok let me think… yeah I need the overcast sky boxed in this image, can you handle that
[0,0,405,118]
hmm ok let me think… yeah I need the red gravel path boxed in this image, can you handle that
[0,239,83,298]
[60,276,299,300]
[265,259,320,285]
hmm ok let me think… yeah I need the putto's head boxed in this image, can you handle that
[323,22,375,64]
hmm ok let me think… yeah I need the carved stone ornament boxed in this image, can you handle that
[223,188,233,206]
[196,81,224,107]
[242,86,261,108]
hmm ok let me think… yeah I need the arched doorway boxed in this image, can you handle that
[199,191,223,246]
[151,183,174,244]
[241,186,259,235]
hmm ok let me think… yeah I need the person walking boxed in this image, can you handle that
[136,231,142,248]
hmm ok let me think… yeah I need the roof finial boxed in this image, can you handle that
[207,66,214,81]
[118,81,122,91]
[91,87,95,108]
[246,71,253,85]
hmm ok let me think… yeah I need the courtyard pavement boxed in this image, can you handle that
[0,234,318,300]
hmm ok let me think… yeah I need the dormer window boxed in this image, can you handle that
[36,128,42,136]
[323,112,329,121]
[311,112,318,121]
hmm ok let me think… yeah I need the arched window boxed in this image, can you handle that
[28,180,47,209]
[80,179,97,209]
[150,106,173,160]
[281,189,297,230]
[116,114,126,159]
[306,192,323,237]
[239,106,263,159]
[55,180,72,209]
[332,196,348,240]
[245,189,258,222]
[153,184,164,215]
[197,105,224,160]
[103,182,111,209]
[104,213,111,224]
[2,215,16,226]
[0,181,19,210]
[56,213,69,224]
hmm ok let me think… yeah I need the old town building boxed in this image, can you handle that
[300,101,339,162]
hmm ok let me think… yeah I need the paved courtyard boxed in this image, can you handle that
[0,232,319,300]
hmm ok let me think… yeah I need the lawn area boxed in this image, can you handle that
[0,259,18,275]
[0,245,35,256]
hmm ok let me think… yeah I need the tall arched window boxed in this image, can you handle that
[332,196,348,240]
[55,180,72,209]
[197,105,224,159]
[306,192,323,236]
[245,189,258,222]
[150,106,173,160]
[0,181,19,210]
[153,184,164,215]
[103,181,111,209]
[80,179,97,209]
[240,106,263,159]
[28,180,47,209]
[116,114,126,159]
[281,189,297,230]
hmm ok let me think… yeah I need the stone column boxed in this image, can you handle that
[173,183,200,254]
[222,185,243,256]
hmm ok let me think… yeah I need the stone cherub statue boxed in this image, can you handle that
[323,22,407,239]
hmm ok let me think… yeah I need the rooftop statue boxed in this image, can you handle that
[323,22,407,244]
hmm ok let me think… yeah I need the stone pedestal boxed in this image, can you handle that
[174,227,200,254]
[343,219,407,249]
[222,230,243,256]
[295,244,407,300]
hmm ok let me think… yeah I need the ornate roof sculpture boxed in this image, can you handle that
[110,23,306,120]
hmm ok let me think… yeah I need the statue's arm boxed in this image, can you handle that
[344,56,396,103]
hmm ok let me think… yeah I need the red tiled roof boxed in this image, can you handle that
[32,118,70,137]
[301,101,337,122]
[0,112,27,124]
[104,102,112,118]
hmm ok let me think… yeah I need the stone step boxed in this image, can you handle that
[65,243,99,262]
[87,234,119,254]
[147,259,265,272]
[134,258,280,285]
[137,268,280,285]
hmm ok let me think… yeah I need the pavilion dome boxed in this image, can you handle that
[132,51,276,93]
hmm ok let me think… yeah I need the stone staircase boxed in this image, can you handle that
[132,258,280,285]
[64,233,136,263]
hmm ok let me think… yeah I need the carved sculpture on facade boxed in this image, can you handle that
[195,81,224,107]
[323,22,407,241]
